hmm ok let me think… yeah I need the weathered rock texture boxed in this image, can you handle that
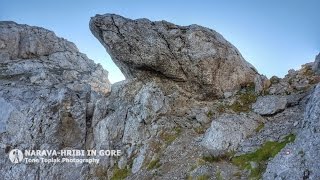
[313,53,320,74]
[252,95,287,115]
[263,84,320,179]
[1,15,320,180]
[201,113,261,155]
[90,14,258,100]
[0,21,110,179]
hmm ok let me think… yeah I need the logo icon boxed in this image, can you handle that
[9,149,23,163]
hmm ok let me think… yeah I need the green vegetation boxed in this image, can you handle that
[111,167,130,180]
[227,82,258,113]
[207,110,213,118]
[255,123,264,133]
[229,92,257,113]
[215,169,223,180]
[147,158,161,170]
[196,175,210,180]
[232,134,296,179]
[201,152,234,163]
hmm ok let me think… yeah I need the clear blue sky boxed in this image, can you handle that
[1,0,319,83]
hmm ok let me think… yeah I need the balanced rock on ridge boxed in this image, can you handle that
[90,14,258,99]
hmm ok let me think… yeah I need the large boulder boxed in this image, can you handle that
[90,14,258,100]
[201,113,261,155]
[252,95,287,115]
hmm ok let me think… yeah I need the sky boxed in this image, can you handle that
[1,0,319,83]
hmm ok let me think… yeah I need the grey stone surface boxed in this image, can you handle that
[0,22,111,179]
[263,84,320,180]
[0,17,319,180]
[201,113,260,155]
[90,14,258,100]
[252,95,287,115]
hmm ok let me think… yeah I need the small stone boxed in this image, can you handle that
[250,161,258,169]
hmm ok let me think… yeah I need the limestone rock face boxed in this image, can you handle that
[201,113,261,155]
[0,22,111,179]
[263,84,320,179]
[1,16,320,180]
[90,14,258,99]
[0,21,111,95]
[252,95,287,115]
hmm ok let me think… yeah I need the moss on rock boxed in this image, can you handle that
[231,134,296,179]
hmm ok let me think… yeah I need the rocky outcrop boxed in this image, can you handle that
[0,22,110,179]
[1,15,320,180]
[252,95,287,115]
[90,14,258,100]
[263,84,320,179]
[201,113,261,155]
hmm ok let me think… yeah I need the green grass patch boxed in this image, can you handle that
[228,92,257,113]
[201,152,234,163]
[255,123,264,133]
[147,158,161,170]
[111,167,130,180]
[196,175,210,180]
[215,169,223,180]
[207,111,213,118]
[232,134,296,179]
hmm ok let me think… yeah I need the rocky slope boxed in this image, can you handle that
[0,21,110,179]
[0,15,320,180]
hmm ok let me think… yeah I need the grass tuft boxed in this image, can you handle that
[255,123,264,133]
[111,167,130,180]
[147,158,161,170]
[232,134,296,179]
[196,175,210,180]
[229,92,257,113]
